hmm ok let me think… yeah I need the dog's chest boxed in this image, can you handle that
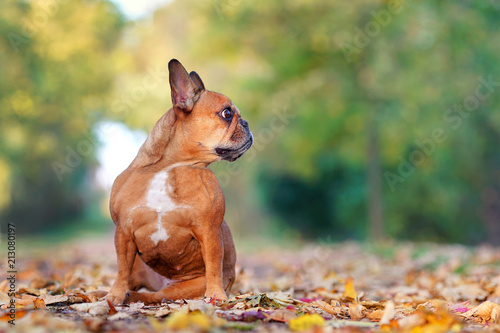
[146,171,177,212]
[133,167,188,246]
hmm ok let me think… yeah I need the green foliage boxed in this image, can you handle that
[2,0,500,243]
[258,160,367,240]
[0,0,125,232]
[188,0,500,243]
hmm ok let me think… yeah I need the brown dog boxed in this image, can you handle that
[106,59,253,304]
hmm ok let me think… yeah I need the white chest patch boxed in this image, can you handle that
[146,170,177,245]
[147,171,177,213]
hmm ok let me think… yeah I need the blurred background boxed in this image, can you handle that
[1,0,499,246]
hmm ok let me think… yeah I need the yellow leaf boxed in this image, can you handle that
[148,317,163,331]
[189,312,212,329]
[323,271,337,280]
[405,308,461,333]
[343,277,357,300]
[289,313,325,331]
[165,311,211,330]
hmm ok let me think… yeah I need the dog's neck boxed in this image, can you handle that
[129,110,175,168]
[129,109,211,169]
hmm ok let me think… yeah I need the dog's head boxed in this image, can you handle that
[168,59,253,163]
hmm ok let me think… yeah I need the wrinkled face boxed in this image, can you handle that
[167,59,252,163]
[181,90,253,162]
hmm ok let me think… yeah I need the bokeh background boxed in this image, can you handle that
[1,0,500,245]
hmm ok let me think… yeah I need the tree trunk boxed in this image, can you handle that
[480,187,500,246]
[367,115,384,241]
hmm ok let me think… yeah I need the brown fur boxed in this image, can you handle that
[106,60,252,304]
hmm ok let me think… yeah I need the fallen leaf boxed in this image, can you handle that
[452,285,489,302]
[411,308,461,332]
[289,313,325,331]
[424,299,447,310]
[108,312,131,321]
[380,301,396,325]
[343,277,357,300]
[40,294,68,305]
[0,291,11,306]
[154,307,171,318]
[264,308,297,322]
[83,317,105,331]
[186,299,214,315]
[491,305,500,322]
[70,301,109,315]
[462,301,498,323]
[128,302,145,311]
[0,280,7,293]
[7,237,500,332]
[19,287,41,296]
[30,277,50,289]
[0,309,28,322]
[348,303,365,320]
[1,295,38,309]
[106,299,117,315]
[86,290,108,299]
[313,300,342,316]
[398,312,426,329]
[34,298,46,309]
[366,309,384,321]
[360,300,385,309]
[165,311,212,330]
[18,310,76,329]
[69,303,92,312]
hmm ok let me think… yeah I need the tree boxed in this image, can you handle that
[0,0,125,233]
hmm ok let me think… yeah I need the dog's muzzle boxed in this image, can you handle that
[215,135,253,162]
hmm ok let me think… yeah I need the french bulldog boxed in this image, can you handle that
[106,59,253,304]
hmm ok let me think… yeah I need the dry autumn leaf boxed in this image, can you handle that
[6,238,500,332]
[461,301,499,323]
[40,294,68,305]
[366,309,385,321]
[343,277,357,300]
[348,303,365,320]
[380,300,396,325]
[70,301,110,315]
[264,308,297,322]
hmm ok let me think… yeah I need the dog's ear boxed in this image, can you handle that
[169,59,202,113]
[189,71,205,90]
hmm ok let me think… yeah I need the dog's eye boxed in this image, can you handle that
[221,108,233,120]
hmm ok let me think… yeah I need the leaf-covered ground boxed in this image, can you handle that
[2,236,500,332]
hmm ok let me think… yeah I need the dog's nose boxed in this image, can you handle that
[241,119,248,128]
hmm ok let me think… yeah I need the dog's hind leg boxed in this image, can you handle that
[128,256,167,292]
[125,276,207,304]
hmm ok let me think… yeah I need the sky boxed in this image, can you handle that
[95,122,147,191]
[110,0,173,19]
[96,0,171,190]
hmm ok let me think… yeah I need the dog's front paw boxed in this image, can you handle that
[205,288,227,301]
[106,289,128,305]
